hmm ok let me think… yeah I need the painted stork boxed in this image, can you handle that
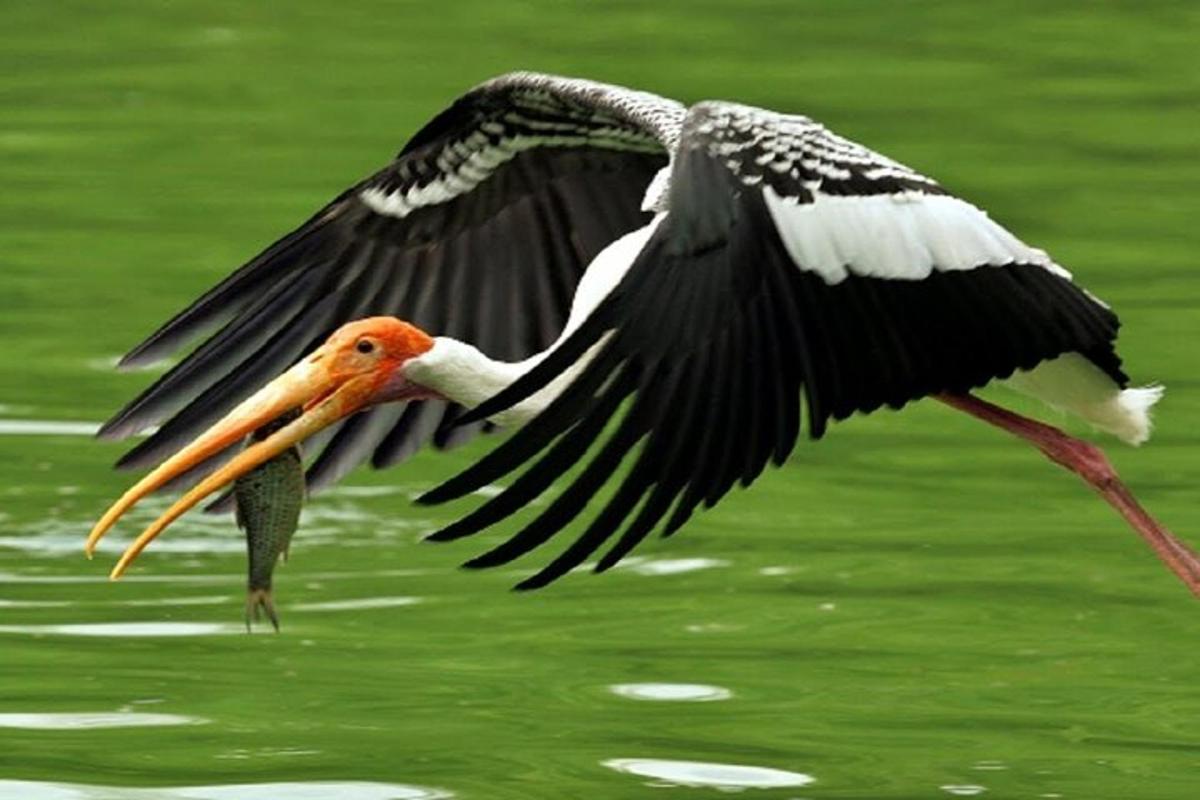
[85,72,1199,596]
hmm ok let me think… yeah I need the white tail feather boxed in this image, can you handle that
[1001,353,1164,446]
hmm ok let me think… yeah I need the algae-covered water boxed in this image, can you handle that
[2,2,1199,798]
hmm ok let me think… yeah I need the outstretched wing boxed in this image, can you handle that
[420,101,1127,588]
[100,72,685,493]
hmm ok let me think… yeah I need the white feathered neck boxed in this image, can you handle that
[402,215,666,426]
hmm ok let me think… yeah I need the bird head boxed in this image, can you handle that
[85,317,436,577]
[294,316,437,411]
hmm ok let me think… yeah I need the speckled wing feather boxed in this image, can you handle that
[99,72,685,494]
[420,101,1126,588]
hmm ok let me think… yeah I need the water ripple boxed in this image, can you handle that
[85,356,168,374]
[608,683,732,702]
[0,419,100,436]
[3,497,428,558]
[324,485,416,498]
[291,596,422,612]
[619,557,730,576]
[0,622,244,637]
[0,598,71,608]
[0,569,427,585]
[0,712,204,730]
[0,780,451,800]
[603,758,815,789]
[111,595,230,607]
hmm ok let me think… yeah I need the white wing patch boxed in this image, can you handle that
[762,187,1071,285]
[640,165,673,212]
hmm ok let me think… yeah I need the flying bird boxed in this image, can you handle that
[85,72,1199,596]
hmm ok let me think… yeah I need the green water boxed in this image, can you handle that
[2,1,1199,797]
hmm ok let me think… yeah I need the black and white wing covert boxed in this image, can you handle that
[420,101,1128,588]
[99,72,684,493]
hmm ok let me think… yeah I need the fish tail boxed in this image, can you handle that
[245,588,280,632]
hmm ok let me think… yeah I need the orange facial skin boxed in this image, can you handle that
[86,317,435,578]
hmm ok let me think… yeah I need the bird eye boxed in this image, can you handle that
[355,339,375,354]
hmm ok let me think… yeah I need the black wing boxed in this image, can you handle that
[419,101,1126,588]
[100,72,684,493]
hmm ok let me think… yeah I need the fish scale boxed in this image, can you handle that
[234,409,305,631]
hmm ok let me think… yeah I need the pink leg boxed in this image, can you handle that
[937,392,1200,598]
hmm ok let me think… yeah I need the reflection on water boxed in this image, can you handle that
[290,596,422,612]
[0,780,451,800]
[618,557,729,576]
[0,622,243,637]
[2,492,431,559]
[111,595,230,607]
[0,598,71,608]
[0,528,247,556]
[4,5,1197,798]
[0,569,428,584]
[0,712,204,730]
[214,747,323,760]
[603,758,815,789]
[683,622,745,634]
[324,485,415,498]
[608,683,732,702]
[0,419,100,436]
[0,572,235,585]
[941,786,988,797]
[84,355,169,374]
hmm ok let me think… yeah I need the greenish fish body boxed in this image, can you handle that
[234,409,305,631]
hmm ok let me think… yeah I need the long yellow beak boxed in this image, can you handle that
[87,355,379,579]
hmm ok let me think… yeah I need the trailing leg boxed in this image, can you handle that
[937,392,1200,598]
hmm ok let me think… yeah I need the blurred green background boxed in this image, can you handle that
[1,1,1198,798]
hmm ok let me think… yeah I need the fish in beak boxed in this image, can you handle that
[236,406,306,633]
[86,317,435,579]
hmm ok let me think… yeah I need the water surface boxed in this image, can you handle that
[2,1,1198,797]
